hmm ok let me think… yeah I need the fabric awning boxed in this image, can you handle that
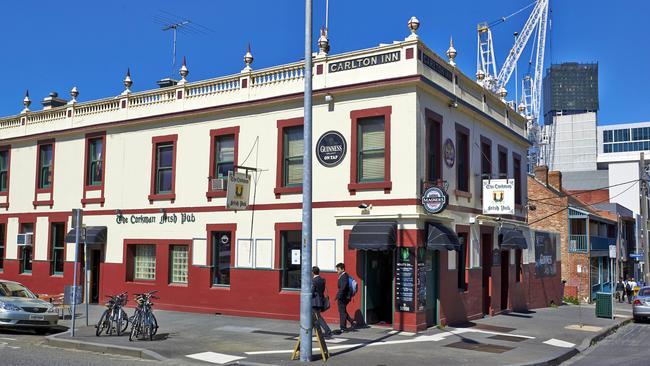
[348,221,397,250]
[65,226,107,245]
[426,223,461,251]
[499,228,528,250]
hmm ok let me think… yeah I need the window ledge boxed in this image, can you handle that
[453,190,472,199]
[0,202,8,209]
[127,281,157,285]
[33,200,54,208]
[81,197,105,206]
[84,185,102,191]
[280,289,301,294]
[206,190,227,200]
[168,283,188,287]
[148,193,176,203]
[210,285,231,290]
[274,186,302,199]
[348,181,392,195]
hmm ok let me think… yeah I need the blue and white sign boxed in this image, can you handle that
[422,187,448,214]
[630,253,644,259]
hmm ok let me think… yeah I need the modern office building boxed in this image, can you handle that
[0,19,561,331]
[540,112,598,172]
[542,62,598,124]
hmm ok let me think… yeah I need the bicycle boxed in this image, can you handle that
[129,290,159,341]
[95,292,129,336]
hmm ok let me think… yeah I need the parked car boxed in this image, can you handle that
[0,280,58,334]
[633,286,650,322]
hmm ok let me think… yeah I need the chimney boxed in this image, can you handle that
[548,171,563,192]
[534,165,549,185]
[41,92,67,110]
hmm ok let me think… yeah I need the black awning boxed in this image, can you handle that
[499,228,528,250]
[348,221,397,250]
[426,222,461,251]
[65,226,107,245]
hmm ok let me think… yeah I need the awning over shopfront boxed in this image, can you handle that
[499,228,528,250]
[348,221,397,250]
[65,226,107,245]
[426,223,461,251]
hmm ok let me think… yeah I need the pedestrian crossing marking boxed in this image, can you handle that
[186,351,245,364]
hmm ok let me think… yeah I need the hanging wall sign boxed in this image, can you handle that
[316,131,347,167]
[482,179,515,215]
[226,171,251,210]
[422,187,448,214]
[443,138,455,168]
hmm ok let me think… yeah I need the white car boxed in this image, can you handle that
[0,280,59,334]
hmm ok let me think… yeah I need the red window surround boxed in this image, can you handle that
[0,145,10,209]
[33,139,55,208]
[124,239,192,285]
[81,131,106,207]
[274,222,302,271]
[206,127,239,201]
[348,106,392,194]
[274,117,304,198]
[206,223,237,288]
[456,224,470,292]
[46,213,68,276]
[149,134,178,203]
[425,109,443,185]
[454,123,471,199]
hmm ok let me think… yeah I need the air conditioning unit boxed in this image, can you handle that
[17,233,33,246]
[211,178,227,191]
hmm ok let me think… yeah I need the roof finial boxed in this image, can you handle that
[242,43,253,73]
[446,36,457,67]
[406,16,420,40]
[179,56,189,84]
[317,27,330,56]
[22,89,31,113]
[69,86,79,105]
[122,68,133,95]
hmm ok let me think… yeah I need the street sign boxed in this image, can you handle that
[630,253,644,259]
[226,171,251,210]
[609,245,617,258]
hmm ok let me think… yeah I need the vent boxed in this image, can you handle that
[211,178,227,191]
[17,233,33,246]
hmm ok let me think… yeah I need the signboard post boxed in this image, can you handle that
[482,179,515,215]
[226,171,251,210]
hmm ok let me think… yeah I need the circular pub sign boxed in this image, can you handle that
[422,186,448,214]
[316,131,347,167]
[443,138,455,168]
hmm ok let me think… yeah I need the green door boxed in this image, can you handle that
[425,250,439,327]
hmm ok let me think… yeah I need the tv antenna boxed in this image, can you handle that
[162,20,190,78]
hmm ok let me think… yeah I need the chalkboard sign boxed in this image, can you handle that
[395,247,415,312]
[417,248,426,311]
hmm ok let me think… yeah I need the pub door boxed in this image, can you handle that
[500,251,509,311]
[90,249,102,303]
[425,250,439,327]
[481,233,493,315]
[363,250,394,325]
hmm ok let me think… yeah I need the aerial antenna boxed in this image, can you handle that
[325,0,329,30]
[162,20,190,78]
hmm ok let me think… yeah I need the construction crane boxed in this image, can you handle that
[476,0,549,168]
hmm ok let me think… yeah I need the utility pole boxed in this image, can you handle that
[70,209,82,337]
[641,152,650,284]
[299,0,313,361]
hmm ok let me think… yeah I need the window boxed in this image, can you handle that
[86,138,103,186]
[134,245,156,281]
[603,130,612,143]
[0,224,4,271]
[498,146,508,179]
[169,245,188,284]
[211,231,232,286]
[349,106,392,194]
[283,126,304,187]
[281,230,302,290]
[426,110,442,183]
[0,149,8,193]
[480,137,492,179]
[38,144,53,189]
[513,153,522,205]
[19,223,33,274]
[149,135,177,202]
[214,136,235,179]
[457,231,469,291]
[50,223,65,275]
[456,125,470,192]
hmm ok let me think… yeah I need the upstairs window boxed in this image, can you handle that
[283,126,304,187]
[86,138,103,186]
[214,135,235,179]
[513,154,522,205]
[456,126,470,192]
[38,144,53,189]
[498,146,508,179]
[358,117,385,183]
[427,114,442,183]
[0,149,8,193]
[155,143,174,194]
[480,138,492,180]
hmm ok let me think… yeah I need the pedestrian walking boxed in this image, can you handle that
[335,263,355,333]
[311,266,332,338]
[625,279,633,304]
[615,279,625,303]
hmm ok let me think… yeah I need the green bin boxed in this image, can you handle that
[595,292,613,319]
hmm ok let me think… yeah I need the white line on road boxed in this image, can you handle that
[543,338,575,348]
[186,351,245,365]
[0,337,17,341]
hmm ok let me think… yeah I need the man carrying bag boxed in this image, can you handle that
[312,266,332,338]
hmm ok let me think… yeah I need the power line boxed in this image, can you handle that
[528,178,640,202]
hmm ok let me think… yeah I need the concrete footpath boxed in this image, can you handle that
[45,302,633,366]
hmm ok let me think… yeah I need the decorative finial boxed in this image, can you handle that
[242,43,253,73]
[22,90,31,113]
[446,37,457,67]
[317,27,330,55]
[406,16,420,40]
[476,69,486,81]
[518,102,526,114]
[498,86,508,99]
[179,56,189,84]
[122,68,133,95]
[69,86,79,104]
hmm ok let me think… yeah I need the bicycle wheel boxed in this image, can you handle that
[95,310,109,337]
[150,312,159,336]
[117,308,129,335]
[128,315,140,342]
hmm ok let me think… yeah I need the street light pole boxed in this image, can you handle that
[299,0,313,362]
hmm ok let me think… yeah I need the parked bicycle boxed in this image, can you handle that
[95,292,129,336]
[129,290,159,341]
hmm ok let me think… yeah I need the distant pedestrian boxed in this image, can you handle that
[311,266,332,338]
[625,279,633,304]
[615,279,625,303]
[335,263,355,333]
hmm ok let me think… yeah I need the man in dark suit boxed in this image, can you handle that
[335,263,355,332]
[312,266,332,337]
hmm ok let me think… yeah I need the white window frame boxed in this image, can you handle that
[170,245,189,284]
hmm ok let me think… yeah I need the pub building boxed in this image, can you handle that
[0,17,561,332]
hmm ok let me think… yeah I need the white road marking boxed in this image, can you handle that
[292,336,349,344]
[0,337,17,341]
[186,351,245,364]
[245,327,535,355]
[387,330,416,336]
[543,338,575,348]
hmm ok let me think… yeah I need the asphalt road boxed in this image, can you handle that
[563,320,650,366]
[0,328,157,366]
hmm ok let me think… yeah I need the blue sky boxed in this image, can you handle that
[2,0,648,125]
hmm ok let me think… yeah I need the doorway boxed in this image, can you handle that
[425,250,439,327]
[500,251,509,311]
[481,233,493,315]
[90,249,102,303]
[364,250,394,325]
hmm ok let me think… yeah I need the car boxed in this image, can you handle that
[633,286,650,322]
[0,280,59,334]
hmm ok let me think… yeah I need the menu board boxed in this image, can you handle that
[395,247,415,312]
[417,248,426,311]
